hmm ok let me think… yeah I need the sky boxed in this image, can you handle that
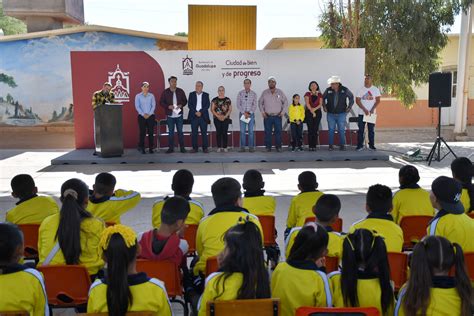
[83,0,463,50]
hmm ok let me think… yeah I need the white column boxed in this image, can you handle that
[454,5,472,135]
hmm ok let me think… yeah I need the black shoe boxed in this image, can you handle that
[148,149,154,154]
[266,147,271,152]
[369,146,377,151]
[93,151,98,156]
[139,148,146,154]
[180,147,187,153]
[203,148,209,153]
[328,145,334,151]
[276,147,282,152]
[166,148,174,154]
[340,145,346,151]
[356,146,364,151]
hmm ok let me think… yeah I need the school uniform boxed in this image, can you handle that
[349,213,403,252]
[37,213,105,275]
[242,190,276,216]
[198,272,244,316]
[427,209,474,252]
[330,271,394,315]
[392,185,435,224]
[152,195,204,226]
[5,195,59,224]
[193,206,263,276]
[87,272,172,315]
[287,191,324,228]
[460,188,472,213]
[87,189,141,224]
[395,276,462,316]
[288,104,305,149]
[138,229,188,266]
[285,226,343,258]
[0,264,49,316]
[271,261,332,316]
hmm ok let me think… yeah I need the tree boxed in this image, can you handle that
[174,32,188,37]
[0,2,26,35]
[0,73,17,88]
[318,1,470,107]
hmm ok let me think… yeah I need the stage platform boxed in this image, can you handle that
[51,147,390,165]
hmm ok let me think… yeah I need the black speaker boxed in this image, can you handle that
[429,72,452,108]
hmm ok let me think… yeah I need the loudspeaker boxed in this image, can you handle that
[429,72,452,108]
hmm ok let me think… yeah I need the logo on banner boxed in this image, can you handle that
[108,64,130,102]
[182,55,193,75]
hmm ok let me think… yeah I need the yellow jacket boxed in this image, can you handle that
[288,104,305,123]
[38,213,105,275]
[287,191,324,228]
[87,189,141,224]
[271,261,332,316]
[392,187,435,224]
[198,272,244,316]
[349,213,403,252]
[152,196,204,226]
[5,195,59,225]
[285,226,343,258]
[461,188,471,213]
[87,273,172,315]
[242,195,276,216]
[0,265,48,316]
[194,206,263,275]
[427,210,474,252]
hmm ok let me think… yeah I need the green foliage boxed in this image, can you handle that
[0,73,17,88]
[0,2,26,35]
[174,32,188,37]
[318,0,469,107]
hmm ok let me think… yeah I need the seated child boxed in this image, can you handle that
[396,236,472,316]
[153,169,204,226]
[272,222,332,316]
[38,178,104,276]
[197,221,270,316]
[329,228,395,315]
[0,222,48,315]
[88,224,171,315]
[427,176,474,251]
[5,174,58,224]
[87,172,141,224]
[285,194,343,258]
[349,184,403,252]
[286,171,324,234]
[392,165,434,224]
[451,157,474,213]
[242,169,276,216]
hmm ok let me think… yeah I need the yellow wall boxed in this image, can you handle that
[188,5,256,50]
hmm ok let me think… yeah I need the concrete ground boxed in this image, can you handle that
[0,127,473,315]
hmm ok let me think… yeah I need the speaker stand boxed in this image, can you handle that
[426,107,457,166]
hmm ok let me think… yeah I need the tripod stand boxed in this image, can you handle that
[426,106,457,165]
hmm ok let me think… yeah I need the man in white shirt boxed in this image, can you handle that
[355,74,381,151]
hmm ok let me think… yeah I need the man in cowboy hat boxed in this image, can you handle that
[322,75,354,151]
[135,81,156,154]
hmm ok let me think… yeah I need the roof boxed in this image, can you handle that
[264,37,322,49]
[0,24,188,43]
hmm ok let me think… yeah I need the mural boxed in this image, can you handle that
[0,31,159,126]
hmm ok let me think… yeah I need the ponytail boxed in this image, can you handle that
[451,157,474,212]
[57,179,92,264]
[452,243,473,316]
[99,225,138,316]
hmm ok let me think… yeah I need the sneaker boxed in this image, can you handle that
[369,146,377,151]
[249,147,255,153]
[340,145,346,151]
[180,147,187,153]
[291,147,296,152]
[203,148,209,153]
[190,149,198,153]
[356,146,364,151]
[276,147,282,152]
[266,147,271,152]
[166,148,174,154]
[239,148,246,153]
[328,145,334,151]
[217,148,222,153]
[148,149,154,154]
[298,147,304,152]
[223,148,228,153]
[140,148,146,154]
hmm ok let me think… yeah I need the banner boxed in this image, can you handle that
[71,49,365,149]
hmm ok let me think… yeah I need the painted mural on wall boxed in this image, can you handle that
[0,31,159,126]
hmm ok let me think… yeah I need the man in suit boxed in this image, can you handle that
[188,81,211,153]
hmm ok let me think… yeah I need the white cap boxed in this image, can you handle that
[267,76,276,82]
[327,75,341,85]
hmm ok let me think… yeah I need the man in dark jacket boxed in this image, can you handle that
[323,76,354,151]
[160,76,188,153]
[188,81,211,153]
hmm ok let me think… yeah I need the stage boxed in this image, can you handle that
[51,146,390,165]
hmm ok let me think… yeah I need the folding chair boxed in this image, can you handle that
[387,252,408,291]
[206,256,219,276]
[461,252,474,281]
[468,212,474,219]
[157,119,169,150]
[399,215,432,250]
[347,116,360,148]
[18,224,40,261]
[304,217,343,233]
[135,259,188,314]
[325,256,339,273]
[257,216,277,247]
[296,306,380,316]
[37,265,91,309]
[184,224,198,257]
[207,298,280,316]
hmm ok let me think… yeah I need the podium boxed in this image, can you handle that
[94,103,124,157]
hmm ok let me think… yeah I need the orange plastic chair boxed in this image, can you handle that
[304,217,343,232]
[387,252,408,291]
[18,224,40,260]
[184,224,198,256]
[460,252,474,281]
[468,213,474,219]
[399,215,432,250]
[207,298,280,316]
[206,256,220,276]
[325,256,339,273]
[37,265,91,308]
[257,216,277,247]
[296,307,380,316]
[135,259,187,314]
